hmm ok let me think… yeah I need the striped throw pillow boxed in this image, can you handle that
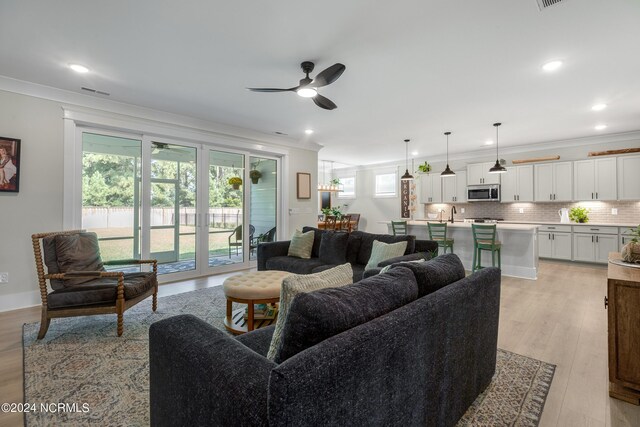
[287,230,314,259]
[267,263,353,361]
[365,240,408,271]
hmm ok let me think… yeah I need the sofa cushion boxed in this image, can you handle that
[302,226,326,258]
[319,231,349,265]
[53,232,106,286]
[267,263,353,361]
[377,252,426,268]
[47,272,156,309]
[345,234,362,264]
[365,240,408,270]
[287,230,314,259]
[390,253,466,297]
[311,263,365,283]
[352,231,416,266]
[274,266,419,363]
[265,256,325,274]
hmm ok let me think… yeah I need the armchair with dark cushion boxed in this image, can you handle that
[32,230,158,339]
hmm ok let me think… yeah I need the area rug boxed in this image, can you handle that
[23,286,555,427]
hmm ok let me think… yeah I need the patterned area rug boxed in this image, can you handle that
[23,286,555,427]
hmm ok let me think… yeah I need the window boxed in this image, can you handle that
[337,176,356,198]
[375,172,397,197]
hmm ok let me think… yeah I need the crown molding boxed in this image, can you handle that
[0,75,323,153]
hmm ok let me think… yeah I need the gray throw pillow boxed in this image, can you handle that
[319,231,349,265]
[364,240,408,270]
[267,263,353,361]
[54,232,106,286]
[287,230,314,259]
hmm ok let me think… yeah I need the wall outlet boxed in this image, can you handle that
[0,272,8,284]
[460,208,465,214]
[611,208,618,215]
[519,208,524,214]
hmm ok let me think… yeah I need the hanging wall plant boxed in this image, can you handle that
[250,169,262,184]
[417,161,432,174]
[228,176,243,190]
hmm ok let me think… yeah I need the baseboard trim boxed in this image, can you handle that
[0,290,41,313]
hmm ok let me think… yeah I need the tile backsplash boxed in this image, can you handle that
[423,201,640,225]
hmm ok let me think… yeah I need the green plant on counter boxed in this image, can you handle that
[416,162,432,173]
[569,206,590,223]
[321,206,343,219]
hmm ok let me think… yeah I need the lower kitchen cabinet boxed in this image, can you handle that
[573,232,619,263]
[539,231,572,260]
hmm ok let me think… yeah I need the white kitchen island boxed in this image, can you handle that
[386,220,540,280]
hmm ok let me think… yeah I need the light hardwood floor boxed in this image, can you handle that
[1,261,639,426]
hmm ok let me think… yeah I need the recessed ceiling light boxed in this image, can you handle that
[591,103,607,111]
[542,60,563,72]
[411,151,418,156]
[305,129,314,135]
[594,124,607,131]
[69,64,90,73]
[485,140,494,145]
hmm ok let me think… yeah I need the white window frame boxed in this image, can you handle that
[374,172,397,198]
[337,175,356,199]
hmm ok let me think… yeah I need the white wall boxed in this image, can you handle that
[0,88,318,311]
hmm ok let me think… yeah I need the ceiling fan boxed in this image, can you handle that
[247,61,345,110]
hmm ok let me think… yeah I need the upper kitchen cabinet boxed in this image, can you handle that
[467,162,501,185]
[419,173,442,203]
[618,155,640,200]
[534,162,573,202]
[442,170,467,203]
[573,158,617,201]
[501,165,533,202]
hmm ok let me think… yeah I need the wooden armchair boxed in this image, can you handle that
[32,230,158,339]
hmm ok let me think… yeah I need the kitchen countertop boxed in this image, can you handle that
[395,220,539,231]
[499,220,638,228]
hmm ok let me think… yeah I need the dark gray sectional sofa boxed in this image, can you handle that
[149,254,501,427]
[257,226,439,282]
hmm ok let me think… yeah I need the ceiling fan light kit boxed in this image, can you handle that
[248,61,345,110]
[400,139,414,181]
[488,122,507,174]
[441,131,456,178]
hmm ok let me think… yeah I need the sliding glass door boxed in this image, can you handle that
[80,128,280,280]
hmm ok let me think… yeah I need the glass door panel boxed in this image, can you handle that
[150,142,197,275]
[81,132,141,271]
[249,156,278,261]
[207,150,245,267]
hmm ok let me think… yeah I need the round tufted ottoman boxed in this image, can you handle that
[222,270,292,334]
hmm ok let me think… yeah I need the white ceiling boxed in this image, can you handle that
[1,0,639,166]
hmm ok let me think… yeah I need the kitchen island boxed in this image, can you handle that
[385,220,540,279]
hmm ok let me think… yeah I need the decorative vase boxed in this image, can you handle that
[621,242,640,264]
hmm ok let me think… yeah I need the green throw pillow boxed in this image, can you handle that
[288,230,314,259]
[365,240,408,271]
[267,263,353,361]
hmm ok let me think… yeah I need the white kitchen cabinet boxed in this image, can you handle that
[573,228,619,263]
[573,233,596,262]
[534,162,572,202]
[538,231,552,258]
[574,158,617,201]
[420,174,442,203]
[455,170,467,203]
[595,234,618,263]
[441,171,466,203]
[467,162,500,185]
[618,155,640,200]
[553,233,573,260]
[501,165,533,202]
[538,226,572,260]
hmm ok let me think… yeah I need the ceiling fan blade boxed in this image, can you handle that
[312,94,337,110]
[246,87,298,92]
[310,63,345,88]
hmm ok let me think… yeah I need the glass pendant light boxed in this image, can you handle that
[400,139,414,181]
[488,122,507,174]
[441,131,455,177]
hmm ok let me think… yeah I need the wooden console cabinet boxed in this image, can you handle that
[607,253,640,405]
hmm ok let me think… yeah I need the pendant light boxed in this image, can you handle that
[441,131,455,178]
[400,139,414,181]
[488,122,507,174]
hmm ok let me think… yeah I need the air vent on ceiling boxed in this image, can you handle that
[81,87,110,96]
[536,0,566,11]
[274,131,288,135]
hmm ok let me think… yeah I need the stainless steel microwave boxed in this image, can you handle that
[467,184,500,202]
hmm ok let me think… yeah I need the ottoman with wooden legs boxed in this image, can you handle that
[222,270,291,334]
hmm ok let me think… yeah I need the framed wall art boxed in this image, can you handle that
[0,137,20,193]
[297,172,311,199]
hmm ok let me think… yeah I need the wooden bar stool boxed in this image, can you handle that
[427,223,454,254]
[391,220,408,236]
[471,224,501,272]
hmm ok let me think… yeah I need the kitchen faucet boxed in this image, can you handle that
[450,206,457,223]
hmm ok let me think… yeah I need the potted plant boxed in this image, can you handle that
[622,225,640,264]
[228,176,243,190]
[321,206,343,219]
[250,169,262,184]
[569,206,590,223]
[417,162,432,174]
